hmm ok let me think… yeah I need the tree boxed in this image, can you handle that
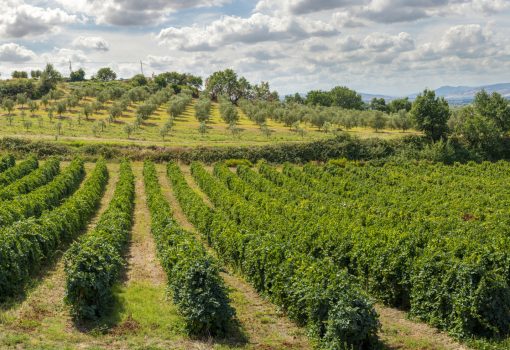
[329,86,364,110]
[206,69,248,103]
[11,71,28,79]
[220,104,239,125]
[30,70,42,79]
[198,121,208,136]
[260,123,271,138]
[369,98,389,112]
[131,74,148,86]
[95,67,117,82]
[393,110,412,132]
[306,90,333,107]
[28,100,38,116]
[41,95,49,110]
[473,90,510,131]
[3,98,14,117]
[388,97,412,113]
[16,93,27,110]
[23,120,32,132]
[369,112,386,132]
[56,101,67,119]
[136,103,155,120]
[70,68,86,82]
[124,124,134,139]
[410,89,450,141]
[285,93,305,104]
[195,99,211,122]
[38,64,62,96]
[83,103,93,120]
[108,104,123,123]
[450,106,503,158]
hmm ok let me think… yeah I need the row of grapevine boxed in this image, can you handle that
[0,156,38,187]
[0,158,85,227]
[0,158,60,200]
[0,154,15,173]
[0,159,108,299]
[258,161,510,339]
[65,160,135,320]
[169,161,379,349]
[143,161,234,336]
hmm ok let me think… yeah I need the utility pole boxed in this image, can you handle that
[69,60,72,75]
[140,60,144,76]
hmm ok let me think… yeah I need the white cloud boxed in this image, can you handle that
[0,1,77,38]
[55,0,231,26]
[72,36,110,51]
[0,43,35,62]
[158,13,338,51]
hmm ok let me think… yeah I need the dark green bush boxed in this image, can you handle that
[0,158,60,200]
[144,161,234,336]
[0,154,15,173]
[0,159,108,299]
[0,156,38,187]
[65,160,134,320]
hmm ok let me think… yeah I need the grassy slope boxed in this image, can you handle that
[0,86,419,148]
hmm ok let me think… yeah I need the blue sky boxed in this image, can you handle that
[0,0,509,96]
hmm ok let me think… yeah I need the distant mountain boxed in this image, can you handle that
[360,93,396,103]
[409,83,510,105]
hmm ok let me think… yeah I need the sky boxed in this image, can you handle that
[0,0,509,96]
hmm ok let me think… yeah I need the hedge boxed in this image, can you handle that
[0,154,15,173]
[0,156,38,187]
[0,159,108,299]
[65,159,135,320]
[144,161,234,336]
[0,158,60,200]
[0,158,84,227]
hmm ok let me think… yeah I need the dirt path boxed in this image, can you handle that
[124,163,166,285]
[156,163,311,350]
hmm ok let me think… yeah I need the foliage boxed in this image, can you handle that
[473,89,510,131]
[0,158,60,200]
[70,68,86,82]
[94,67,117,82]
[0,156,38,187]
[144,161,235,336]
[0,159,107,298]
[0,154,15,173]
[170,161,380,349]
[65,160,134,320]
[410,89,451,141]
[0,158,85,226]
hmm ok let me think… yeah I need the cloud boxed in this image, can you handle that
[0,43,35,62]
[0,1,77,38]
[56,0,231,26]
[157,13,338,51]
[72,36,110,51]
[42,48,88,65]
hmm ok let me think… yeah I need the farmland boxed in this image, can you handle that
[1,153,510,349]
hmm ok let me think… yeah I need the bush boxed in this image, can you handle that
[0,156,38,187]
[0,159,108,298]
[223,159,253,168]
[144,161,234,336]
[0,154,15,173]
[65,160,135,320]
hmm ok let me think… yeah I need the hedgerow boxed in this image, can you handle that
[0,158,60,200]
[65,159,135,320]
[143,161,234,337]
[0,158,84,227]
[168,161,379,349]
[0,154,15,173]
[0,156,38,187]
[0,159,108,299]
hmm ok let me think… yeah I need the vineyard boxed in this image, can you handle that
[0,155,509,349]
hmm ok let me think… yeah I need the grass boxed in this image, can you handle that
[0,92,419,148]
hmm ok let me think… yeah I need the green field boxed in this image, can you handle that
[2,154,510,349]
